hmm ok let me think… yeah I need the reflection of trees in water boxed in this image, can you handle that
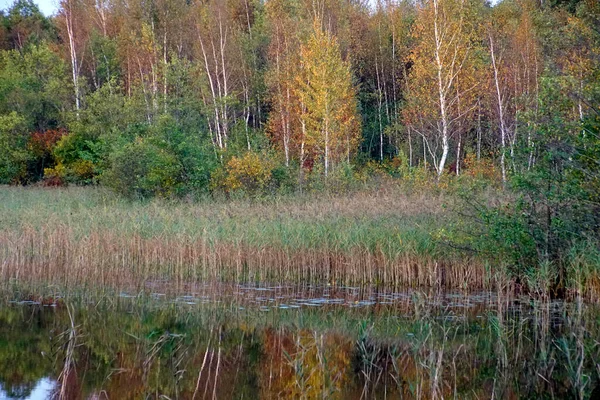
[0,298,599,398]
[2,382,36,399]
[0,307,53,399]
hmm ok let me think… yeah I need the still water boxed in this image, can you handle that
[1,284,599,399]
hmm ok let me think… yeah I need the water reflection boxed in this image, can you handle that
[0,285,599,399]
[0,378,56,400]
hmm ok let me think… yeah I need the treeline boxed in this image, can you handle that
[0,0,598,196]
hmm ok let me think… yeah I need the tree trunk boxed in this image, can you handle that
[434,0,449,179]
[490,34,507,186]
[65,0,80,115]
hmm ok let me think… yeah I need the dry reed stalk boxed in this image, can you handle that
[57,304,78,400]
[193,338,212,400]
[1,226,490,292]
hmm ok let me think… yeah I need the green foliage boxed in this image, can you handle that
[469,76,600,294]
[2,0,56,50]
[51,84,151,185]
[0,111,30,183]
[51,132,102,184]
[0,44,69,131]
[103,139,182,199]
[147,114,217,194]
[88,33,121,88]
[270,163,297,193]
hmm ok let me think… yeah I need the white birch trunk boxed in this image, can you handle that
[64,0,81,114]
[433,0,449,179]
[490,35,507,185]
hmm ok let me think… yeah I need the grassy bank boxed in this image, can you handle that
[0,185,492,291]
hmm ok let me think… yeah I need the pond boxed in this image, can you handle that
[1,284,599,399]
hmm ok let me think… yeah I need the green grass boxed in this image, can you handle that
[0,185,452,258]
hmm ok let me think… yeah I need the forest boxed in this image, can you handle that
[0,0,596,188]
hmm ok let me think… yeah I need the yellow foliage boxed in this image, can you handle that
[44,163,67,179]
[44,160,96,185]
[71,160,95,180]
[295,20,361,175]
[43,163,67,186]
[215,152,275,193]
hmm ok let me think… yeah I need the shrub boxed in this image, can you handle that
[43,159,96,186]
[148,114,218,195]
[27,129,66,158]
[103,139,182,198]
[42,163,67,186]
[27,129,66,181]
[270,163,297,193]
[211,151,275,195]
[50,131,104,184]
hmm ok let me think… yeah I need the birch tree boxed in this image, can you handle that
[192,0,256,152]
[265,0,302,166]
[488,20,510,184]
[403,0,481,178]
[58,0,88,113]
[295,21,360,177]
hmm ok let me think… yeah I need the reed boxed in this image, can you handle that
[0,226,489,289]
[0,185,491,292]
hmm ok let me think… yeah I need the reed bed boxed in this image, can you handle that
[0,226,488,290]
[0,186,489,291]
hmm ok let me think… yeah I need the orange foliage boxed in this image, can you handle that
[463,153,500,182]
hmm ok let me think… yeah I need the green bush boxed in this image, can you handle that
[103,139,182,198]
[49,131,104,184]
[270,163,297,193]
[148,115,217,195]
[0,112,31,184]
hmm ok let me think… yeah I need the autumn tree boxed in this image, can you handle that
[265,0,303,167]
[404,0,483,178]
[295,21,360,177]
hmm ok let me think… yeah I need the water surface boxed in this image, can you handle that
[1,284,599,399]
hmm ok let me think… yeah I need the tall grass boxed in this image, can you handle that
[0,186,488,291]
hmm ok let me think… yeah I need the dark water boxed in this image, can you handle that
[1,284,600,399]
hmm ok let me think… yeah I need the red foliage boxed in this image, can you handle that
[302,156,315,171]
[28,129,67,156]
[42,175,64,187]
